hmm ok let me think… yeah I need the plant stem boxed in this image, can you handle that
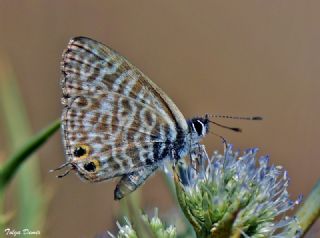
[295,179,320,236]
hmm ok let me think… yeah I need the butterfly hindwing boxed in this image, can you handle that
[62,91,175,180]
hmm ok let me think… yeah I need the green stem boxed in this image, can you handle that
[0,120,60,189]
[125,194,156,238]
[173,169,202,236]
[295,179,320,236]
[162,172,196,238]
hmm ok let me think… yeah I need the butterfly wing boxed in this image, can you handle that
[61,37,188,182]
[114,165,158,200]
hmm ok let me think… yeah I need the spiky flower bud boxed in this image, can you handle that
[173,144,302,238]
[108,208,176,238]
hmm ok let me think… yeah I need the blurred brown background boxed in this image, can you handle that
[0,1,319,237]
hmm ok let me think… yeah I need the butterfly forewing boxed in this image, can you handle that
[60,37,188,183]
[62,37,186,128]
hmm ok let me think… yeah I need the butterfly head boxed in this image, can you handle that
[188,115,210,140]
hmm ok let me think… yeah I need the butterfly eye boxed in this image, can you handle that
[192,120,205,136]
[73,144,90,159]
[83,160,100,172]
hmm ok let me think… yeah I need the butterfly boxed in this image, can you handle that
[54,36,259,200]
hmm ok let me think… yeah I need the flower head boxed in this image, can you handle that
[108,208,176,238]
[173,144,302,238]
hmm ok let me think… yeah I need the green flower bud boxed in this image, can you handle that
[173,144,302,238]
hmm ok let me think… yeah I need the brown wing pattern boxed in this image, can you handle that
[61,37,188,181]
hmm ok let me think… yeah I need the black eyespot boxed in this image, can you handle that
[84,162,96,172]
[193,120,204,136]
[73,146,86,157]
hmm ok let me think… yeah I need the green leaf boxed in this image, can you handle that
[0,120,60,190]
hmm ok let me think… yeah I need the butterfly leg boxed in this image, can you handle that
[189,144,208,170]
[114,165,158,200]
[170,149,177,169]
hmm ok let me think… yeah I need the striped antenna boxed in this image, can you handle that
[206,114,262,133]
[209,115,263,121]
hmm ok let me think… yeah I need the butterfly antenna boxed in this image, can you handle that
[207,114,263,132]
[208,119,242,132]
[209,114,263,121]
